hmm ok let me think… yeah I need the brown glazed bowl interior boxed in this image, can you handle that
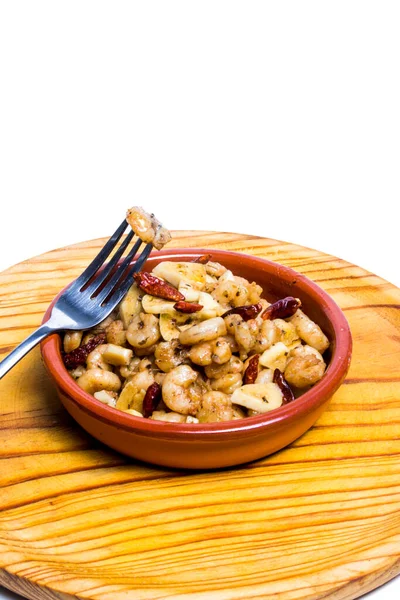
[41,248,352,470]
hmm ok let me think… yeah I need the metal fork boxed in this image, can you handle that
[0,219,153,379]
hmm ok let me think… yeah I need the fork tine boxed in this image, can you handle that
[94,237,147,303]
[84,229,135,294]
[106,243,153,306]
[72,218,128,291]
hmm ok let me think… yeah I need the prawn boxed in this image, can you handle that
[127,312,161,348]
[162,365,204,415]
[197,391,233,423]
[284,345,326,388]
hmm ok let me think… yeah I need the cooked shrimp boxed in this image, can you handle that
[162,365,203,415]
[224,313,243,335]
[126,206,171,250]
[155,340,188,372]
[189,336,232,366]
[212,274,263,308]
[179,317,227,346]
[210,373,243,394]
[126,207,154,243]
[234,320,257,358]
[116,369,155,412]
[77,369,122,395]
[252,320,279,353]
[126,312,161,348]
[137,357,155,371]
[188,341,213,366]
[90,314,116,335]
[224,314,260,358]
[212,280,249,308]
[150,410,187,423]
[220,334,239,353]
[134,343,158,357]
[245,281,263,305]
[253,318,299,354]
[197,391,233,423]
[205,356,244,379]
[284,345,326,388]
[211,337,232,364]
[63,330,83,354]
[86,345,113,371]
[289,309,329,353]
[205,261,227,278]
[233,276,263,304]
[105,319,127,346]
[119,357,141,379]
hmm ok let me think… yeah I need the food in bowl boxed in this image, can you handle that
[42,246,352,469]
[62,254,330,424]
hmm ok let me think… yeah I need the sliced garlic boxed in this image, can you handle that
[102,344,133,366]
[151,411,186,423]
[259,341,290,371]
[179,317,227,346]
[159,313,181,341]
[219,269,235,283]
[122,409,144,417]
[152,261,206,290]
[255,368,274,384]
[186,415,199,423]
[196,292,225,319]
[179,282,200,302]
[141,294,177,315]
[273,319,301,349]
[231,383,283,413]
[94,390,117,407]
[119,283,142,328]
[116,381,146,412]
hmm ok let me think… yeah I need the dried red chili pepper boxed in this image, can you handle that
[193,253,212,264]
[173,301,204,314]
[222,302,262,322]
[142,382,162,418]
[63,333,106,369]
[243,354,260,384]
[262,297,301,320]
[273,368,295,404]
[134,272,184,302]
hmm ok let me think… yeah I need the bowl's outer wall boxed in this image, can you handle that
[41,248,352,469]
[57,384,331,469]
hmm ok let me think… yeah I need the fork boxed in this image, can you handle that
[0,219,154,379]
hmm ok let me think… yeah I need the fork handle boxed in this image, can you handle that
[0,324,55,379]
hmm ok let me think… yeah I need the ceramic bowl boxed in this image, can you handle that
[41,248,352,470]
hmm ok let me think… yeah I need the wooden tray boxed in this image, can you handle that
[1,231,399,600]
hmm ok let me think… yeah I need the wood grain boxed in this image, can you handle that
[0,231,400,600]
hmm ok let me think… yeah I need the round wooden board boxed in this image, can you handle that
[1,231,400,600]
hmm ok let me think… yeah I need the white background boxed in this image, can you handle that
[0,1,399,599]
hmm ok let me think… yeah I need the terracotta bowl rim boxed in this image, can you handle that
[40,247,352,440]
